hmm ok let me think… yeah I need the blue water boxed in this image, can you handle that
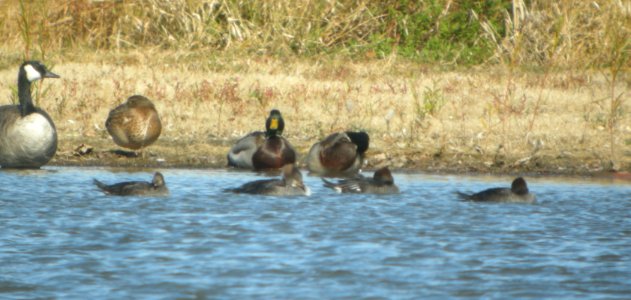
[1,167,630,299]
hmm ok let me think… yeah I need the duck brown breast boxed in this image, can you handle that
[252,136,296,170]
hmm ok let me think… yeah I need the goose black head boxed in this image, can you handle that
[511,177,529,195]
[20,61,60,83]
[17,61,60,117]
[265,109,285,137]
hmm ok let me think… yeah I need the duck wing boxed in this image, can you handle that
[322,177,363,193]
[468,188,512,202]
[94,179,152,196]
[224,178,283,194]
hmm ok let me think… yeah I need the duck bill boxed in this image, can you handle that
[269,118,279,130]
[44,70,60,79]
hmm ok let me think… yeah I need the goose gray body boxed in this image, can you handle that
[0,61,59,168]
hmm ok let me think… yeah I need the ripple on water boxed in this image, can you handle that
[1,167,631,299]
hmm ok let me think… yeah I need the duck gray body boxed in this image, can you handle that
[94,172,169,196]
[0,61,59,168]
[322,166,399,194]
[457,177,536,203]
[225,164,308,196]
[227,131,265,168]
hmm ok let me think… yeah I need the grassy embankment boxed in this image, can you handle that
[0,0,629,175]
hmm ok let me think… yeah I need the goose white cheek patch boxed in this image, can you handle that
[24,64,42,82]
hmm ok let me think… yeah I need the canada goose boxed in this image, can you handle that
[93,172,169,196]
[106,95,162,152]
[322,166,399,194]
[224,164,308,196]
[457,177,536,203]
[0,61,60,168]
[306,131,369,176]
[227,109,297,170]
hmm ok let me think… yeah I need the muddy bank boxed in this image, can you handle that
[50,137,630,181]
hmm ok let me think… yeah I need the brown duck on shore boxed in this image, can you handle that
[322,166,399,194]
[306,131,369,177]
[227,109,297,170]
[106,95,162,153]
[93,172,169,196]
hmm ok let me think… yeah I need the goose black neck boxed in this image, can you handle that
[17,69,35,117]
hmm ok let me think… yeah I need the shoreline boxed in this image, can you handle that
[48,137,631,181]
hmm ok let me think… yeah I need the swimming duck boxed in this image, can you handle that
[224,164,308,196]
[457,177,536,203]
[93,172,169,196]
[322,166,399,194]
[227,109,297,170]
[0,61,60,168]
[106,95,162,152]
[306,131,369,176]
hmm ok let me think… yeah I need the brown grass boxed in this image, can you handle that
[0,1,629,174]
[478,0,630,68]
[0,1,629,68]
[0,53,629,174]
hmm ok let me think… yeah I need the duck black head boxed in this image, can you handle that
[265,109,285,137]
[511,177,529,195]
[281,164,304,189]
[346,131,369,154]
[152,172,166,188]
[373,167,394,185]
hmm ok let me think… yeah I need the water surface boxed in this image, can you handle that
[1,167,630,299]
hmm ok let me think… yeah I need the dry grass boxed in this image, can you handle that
[0,1,628,67]
[0,1,629,174]
[0,0,392,59]
[478,0,630,68]
[0,53,628,173]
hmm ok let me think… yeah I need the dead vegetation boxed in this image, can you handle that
[0,1,629,175]
[0,57,628,175]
